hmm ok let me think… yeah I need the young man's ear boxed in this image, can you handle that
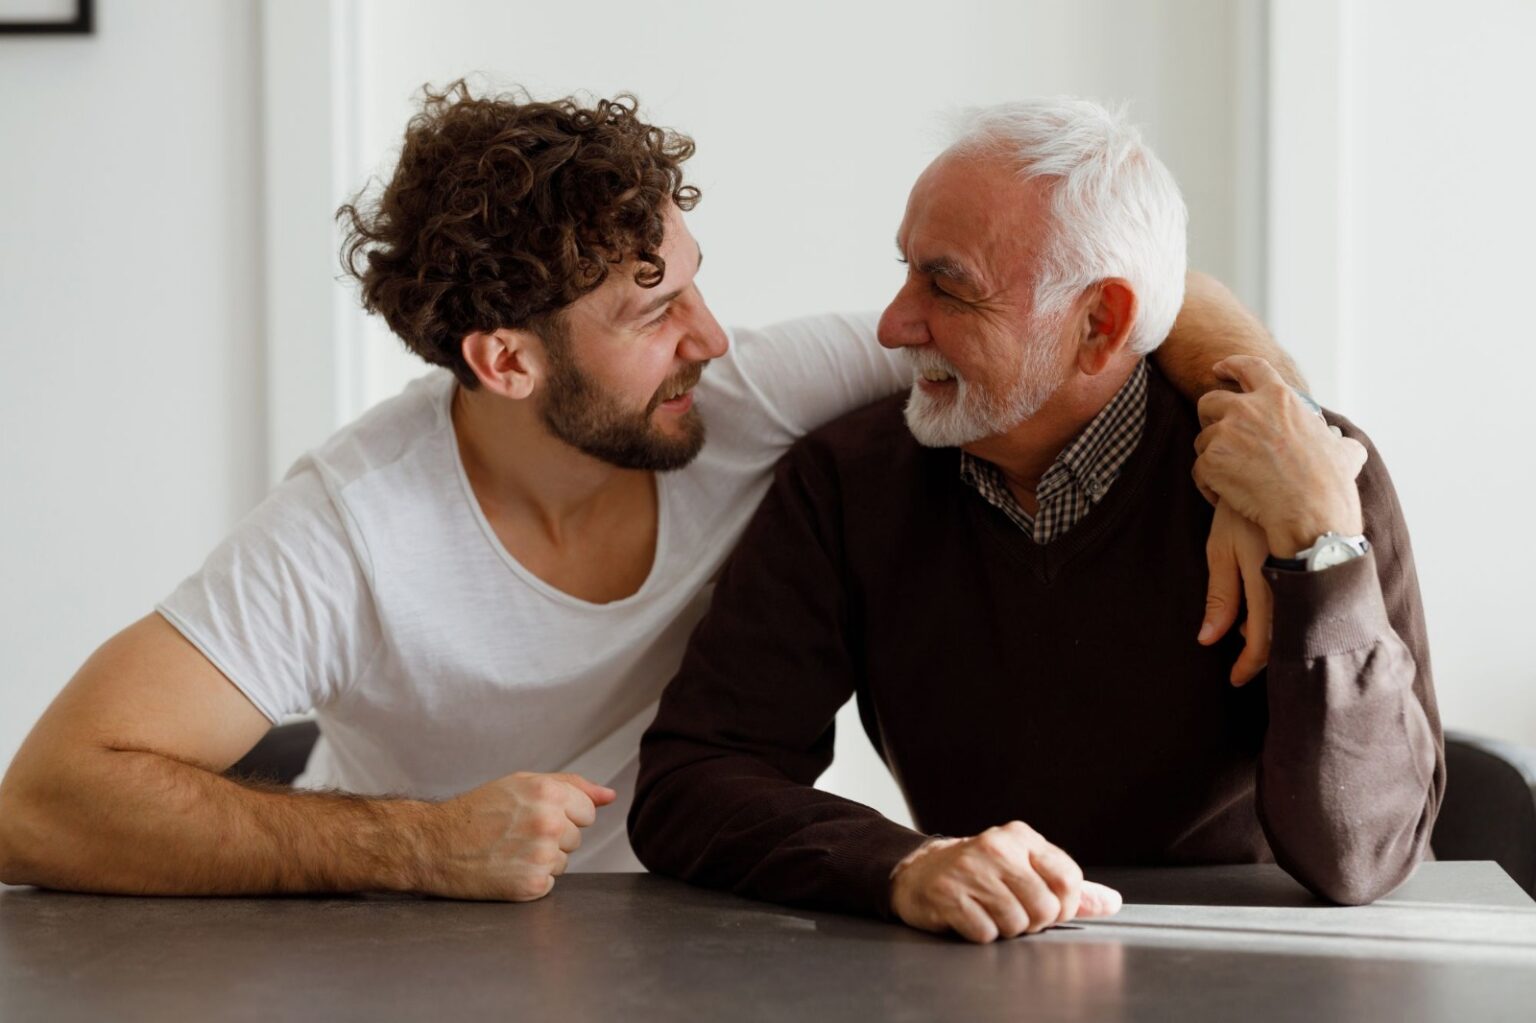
[1077,278,1137,376]
[461,328,544,400]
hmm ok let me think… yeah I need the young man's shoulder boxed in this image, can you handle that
[220,370,457,587]
[698,313,906,459]
[299,370,455,494]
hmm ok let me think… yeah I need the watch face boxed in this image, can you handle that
[1309,538,1359,571]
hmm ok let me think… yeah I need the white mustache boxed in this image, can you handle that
[902,348,963,382]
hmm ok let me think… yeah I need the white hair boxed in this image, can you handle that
[946,98,1188,354]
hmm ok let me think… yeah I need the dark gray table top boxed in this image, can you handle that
[3,863,1533,1022]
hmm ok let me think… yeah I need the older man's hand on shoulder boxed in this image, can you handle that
[1192,356,1368,559]
[888,821,1123,943]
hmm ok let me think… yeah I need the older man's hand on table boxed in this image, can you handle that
[889,821,1123,943]
[1192,356,1368,558]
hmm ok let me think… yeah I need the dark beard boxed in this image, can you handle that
[540,353,707,472]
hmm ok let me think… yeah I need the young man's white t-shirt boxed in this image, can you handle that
[156,313,907,871]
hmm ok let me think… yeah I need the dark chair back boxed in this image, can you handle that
[1432,731,1536,896]
[225,720,320,786]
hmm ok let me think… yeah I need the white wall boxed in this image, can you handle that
[0,1,265,772]
[14,0,1517,840]
[1336,0,1536,743]
[348,0,1261,410]
[340,0,1263,823]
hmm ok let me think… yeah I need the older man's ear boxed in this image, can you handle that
[1076,278,1138,376]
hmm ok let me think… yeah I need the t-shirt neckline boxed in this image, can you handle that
[439,378,672,611]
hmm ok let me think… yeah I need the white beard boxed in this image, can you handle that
[902,338,1067,448]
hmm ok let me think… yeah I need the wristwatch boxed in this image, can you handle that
[1292,387,1347,437]
[1267,532,1371,572]
[1292,388,1327,421]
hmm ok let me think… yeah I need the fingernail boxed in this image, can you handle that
[1197,621,1215,644]
[1082,881,1123,916]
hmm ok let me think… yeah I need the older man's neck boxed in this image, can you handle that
[962,358,1139,513]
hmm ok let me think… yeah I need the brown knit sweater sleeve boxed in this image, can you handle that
[1257,415,1444,904]
[628,442,929,918]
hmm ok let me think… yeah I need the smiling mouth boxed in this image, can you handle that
[916,368,958,395]
[652,365,706,413]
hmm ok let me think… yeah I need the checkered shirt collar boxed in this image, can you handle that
[958,359,1149,544]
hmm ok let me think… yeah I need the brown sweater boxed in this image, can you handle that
[629,365,1443,915]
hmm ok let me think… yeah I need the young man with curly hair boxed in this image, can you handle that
[0,82,1307,901]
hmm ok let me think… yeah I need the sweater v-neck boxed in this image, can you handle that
[964,363,1183,584]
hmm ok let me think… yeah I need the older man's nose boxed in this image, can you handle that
[877,288,930,350]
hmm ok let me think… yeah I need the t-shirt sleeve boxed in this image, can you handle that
[155,464,382,724]
[717,312,910,454]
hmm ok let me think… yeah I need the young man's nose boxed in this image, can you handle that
[678,296,729,361]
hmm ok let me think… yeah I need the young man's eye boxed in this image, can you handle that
[645,307,673,330]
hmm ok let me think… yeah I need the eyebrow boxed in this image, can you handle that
[919,257,980,290]
[633,245,704,319]
[896,236,980,291]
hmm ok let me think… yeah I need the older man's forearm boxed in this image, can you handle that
[1155,271,1307,400]
[630,738,927,917]
[1252,421,1444,905]
[1258,555,1440,904]
[630,443,930,917]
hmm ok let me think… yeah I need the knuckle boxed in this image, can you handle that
[962,919,999,945]
[1026,894,1063,931]
[529,776,563,802]
[995,910,1029,940]
[528,812,565,839]
[511,872,556,902]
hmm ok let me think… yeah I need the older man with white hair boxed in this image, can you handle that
[628,98,1442,942]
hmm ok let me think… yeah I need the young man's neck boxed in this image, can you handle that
[450,385,650,544]
[962,355,1139,500]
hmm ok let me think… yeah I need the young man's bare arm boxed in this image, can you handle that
[1153,270,1308,400]
[0,614,611,899]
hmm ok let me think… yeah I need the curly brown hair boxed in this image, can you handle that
[338,79,700,388]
